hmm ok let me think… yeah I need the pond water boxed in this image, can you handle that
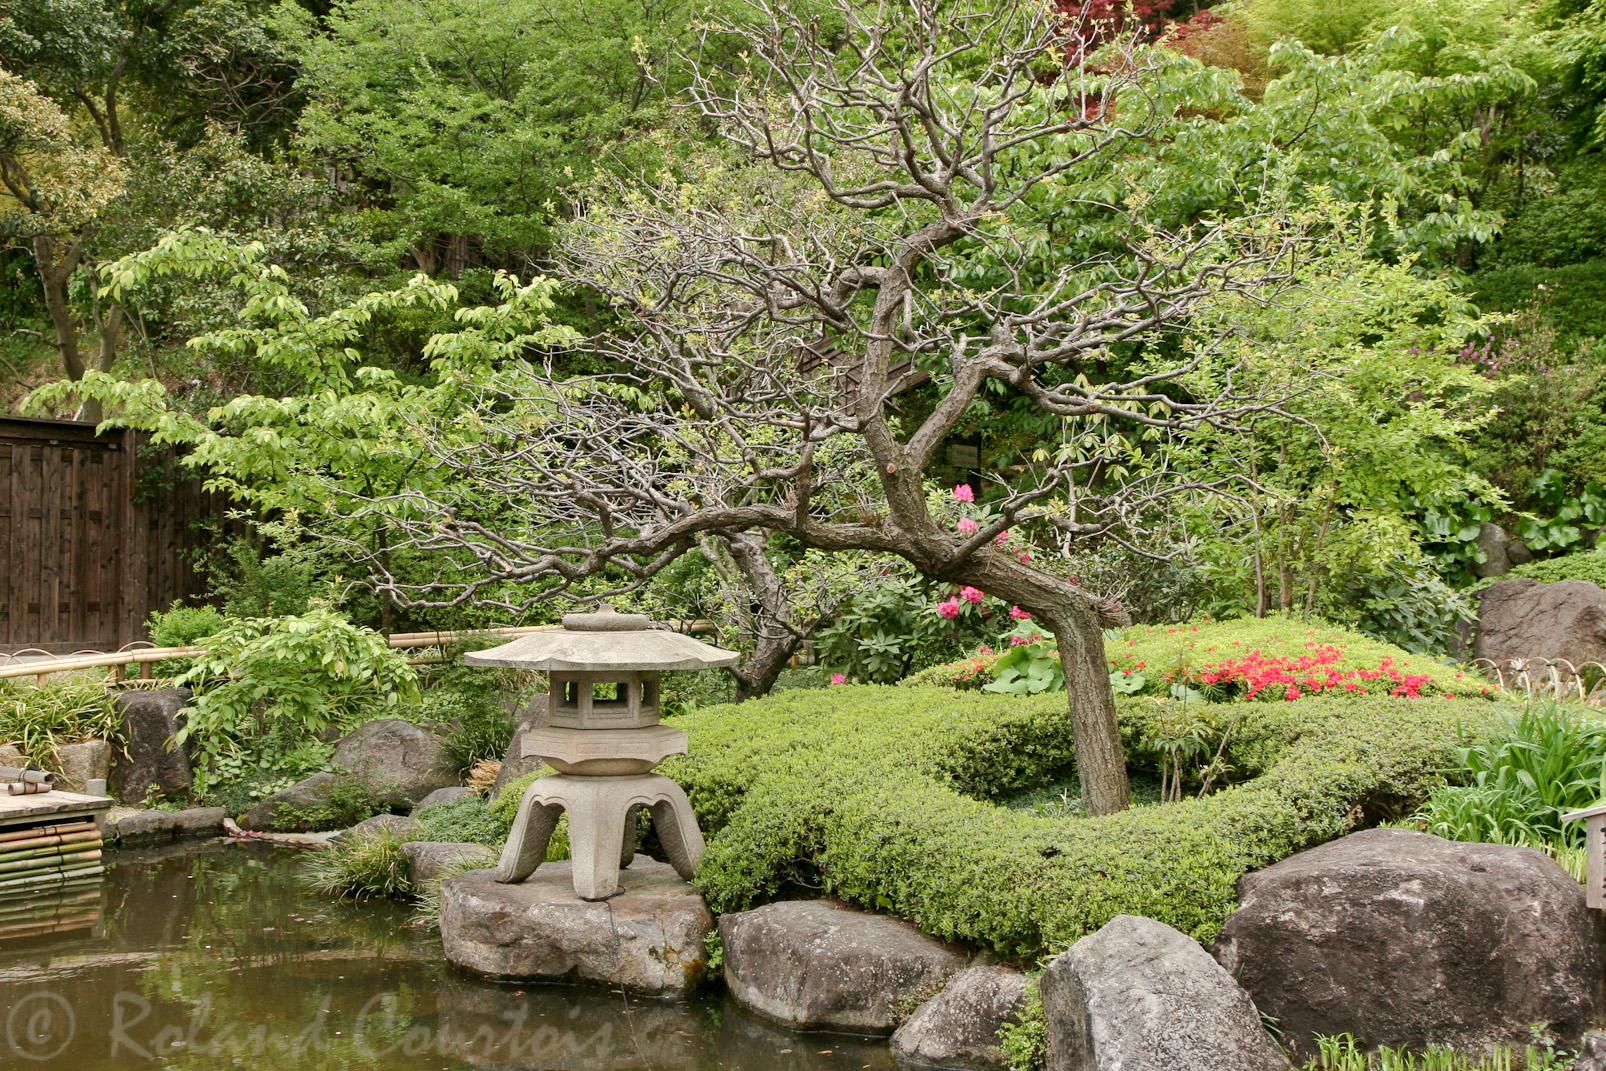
[0,839,897,1071]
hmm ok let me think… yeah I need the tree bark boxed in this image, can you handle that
[32,234,84,380]
[942,547,1132,816]
[715,531,813,702]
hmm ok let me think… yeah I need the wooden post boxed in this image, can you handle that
[1563,803,1606,910]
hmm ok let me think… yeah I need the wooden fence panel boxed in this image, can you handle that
[0,418,229,654]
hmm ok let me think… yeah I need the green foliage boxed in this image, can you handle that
[174,608,419,795]
[998,979,1048,1071]
[1515,470,1606,554]
[415,652,525,776]
[146,601,228,647]
[816,574,1005,684]
[1302,1029,1572,1070]
[302,830,416,901]
[0,676,120,767]
[1486,549,1606,588]
[1413,703,1606,849]
[985,622,1063,695]
[1470,261,1606,343]
[412,796,509,846]
[208,539,314,618]
[668,685,1493,956]
[274,774,391,832]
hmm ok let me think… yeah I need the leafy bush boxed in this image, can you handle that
[209,538,315,619]
[998,979,1047,1071]
[0,677,121,767]
[816,574,1007,683]
[667,685,1494,956]
[1412,703,1606,849]
[414,655,526,776]
[175,609,419,795]
[302,830,415,900]
[146,602,228,648]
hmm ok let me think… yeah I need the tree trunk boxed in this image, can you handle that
[32,235,85,380]
[1038,602,1131,816]
[716,531,813,702]
[730,629,804,702]
[945,548,1132,816]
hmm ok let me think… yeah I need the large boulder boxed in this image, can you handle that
[109,688,192,802]
[1210,829,1604,1057]
[401,841,495,884]
[892,965,1026,1070]
[719,899,966,1035]
[53,739,111,792]
[0,742,25,767]
[1578,1032,1606,1071]
[1041,914,1288,1071]
[1474,578,1606,668]
[332,718,456,805]
[441,856,713,994]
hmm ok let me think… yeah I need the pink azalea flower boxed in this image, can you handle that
[830,673,847,686]
[953,484,975,503]
[960,585,985,604]
[957,517,979,533]
[995,530,1010,544]
[1017,551,1032,563]
[936,597,962,620]
[1009,605,1031,620]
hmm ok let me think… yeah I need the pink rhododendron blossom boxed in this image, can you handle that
[830,673,847,685]
[953,484,975,503]
[1017,551,1032,563]
[1009,605,1031,620]
[960,586,985,604]
[995,530,1010,544]
[957,517,978,533]
[936,598,962,619]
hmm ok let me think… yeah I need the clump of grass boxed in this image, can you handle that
[0,676,121,766]
[413,796,510,846]
[302,830,415,901]
[1414,702,1606,849]
[410,853,495,929]
[1303,1030,1572,1070]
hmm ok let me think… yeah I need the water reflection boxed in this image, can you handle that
[0,839,894,1070]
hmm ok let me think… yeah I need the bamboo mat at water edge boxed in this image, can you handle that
[0,791,111,901]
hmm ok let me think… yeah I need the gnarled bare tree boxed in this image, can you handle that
[312,0,1316,815]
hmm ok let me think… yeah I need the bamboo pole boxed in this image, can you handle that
[0,821,99,845]
[0,864,105,892]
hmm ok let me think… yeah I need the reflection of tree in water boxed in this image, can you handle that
[0,842,895,1071]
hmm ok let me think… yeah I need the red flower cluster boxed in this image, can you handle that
[1185,645,1434,701]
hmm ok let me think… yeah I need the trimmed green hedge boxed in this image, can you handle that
[1471,549,1606,590]
[666,687,1496,959]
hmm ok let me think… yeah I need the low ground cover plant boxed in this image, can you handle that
[906,616,1488,702]
[1472,548,1606,590]
[668,684,1495,957]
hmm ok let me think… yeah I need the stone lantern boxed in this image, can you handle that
[465,605,738,900]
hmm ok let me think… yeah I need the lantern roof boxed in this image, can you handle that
[464,605,740,673]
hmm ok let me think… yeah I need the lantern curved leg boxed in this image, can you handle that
[620,804,640,869]
[565,787,630,900]
[649,781,706,882]
[492,789,564,884]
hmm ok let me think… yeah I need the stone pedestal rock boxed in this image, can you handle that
[440,856,713,994]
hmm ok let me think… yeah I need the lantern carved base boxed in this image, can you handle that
[492,773,706,901]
